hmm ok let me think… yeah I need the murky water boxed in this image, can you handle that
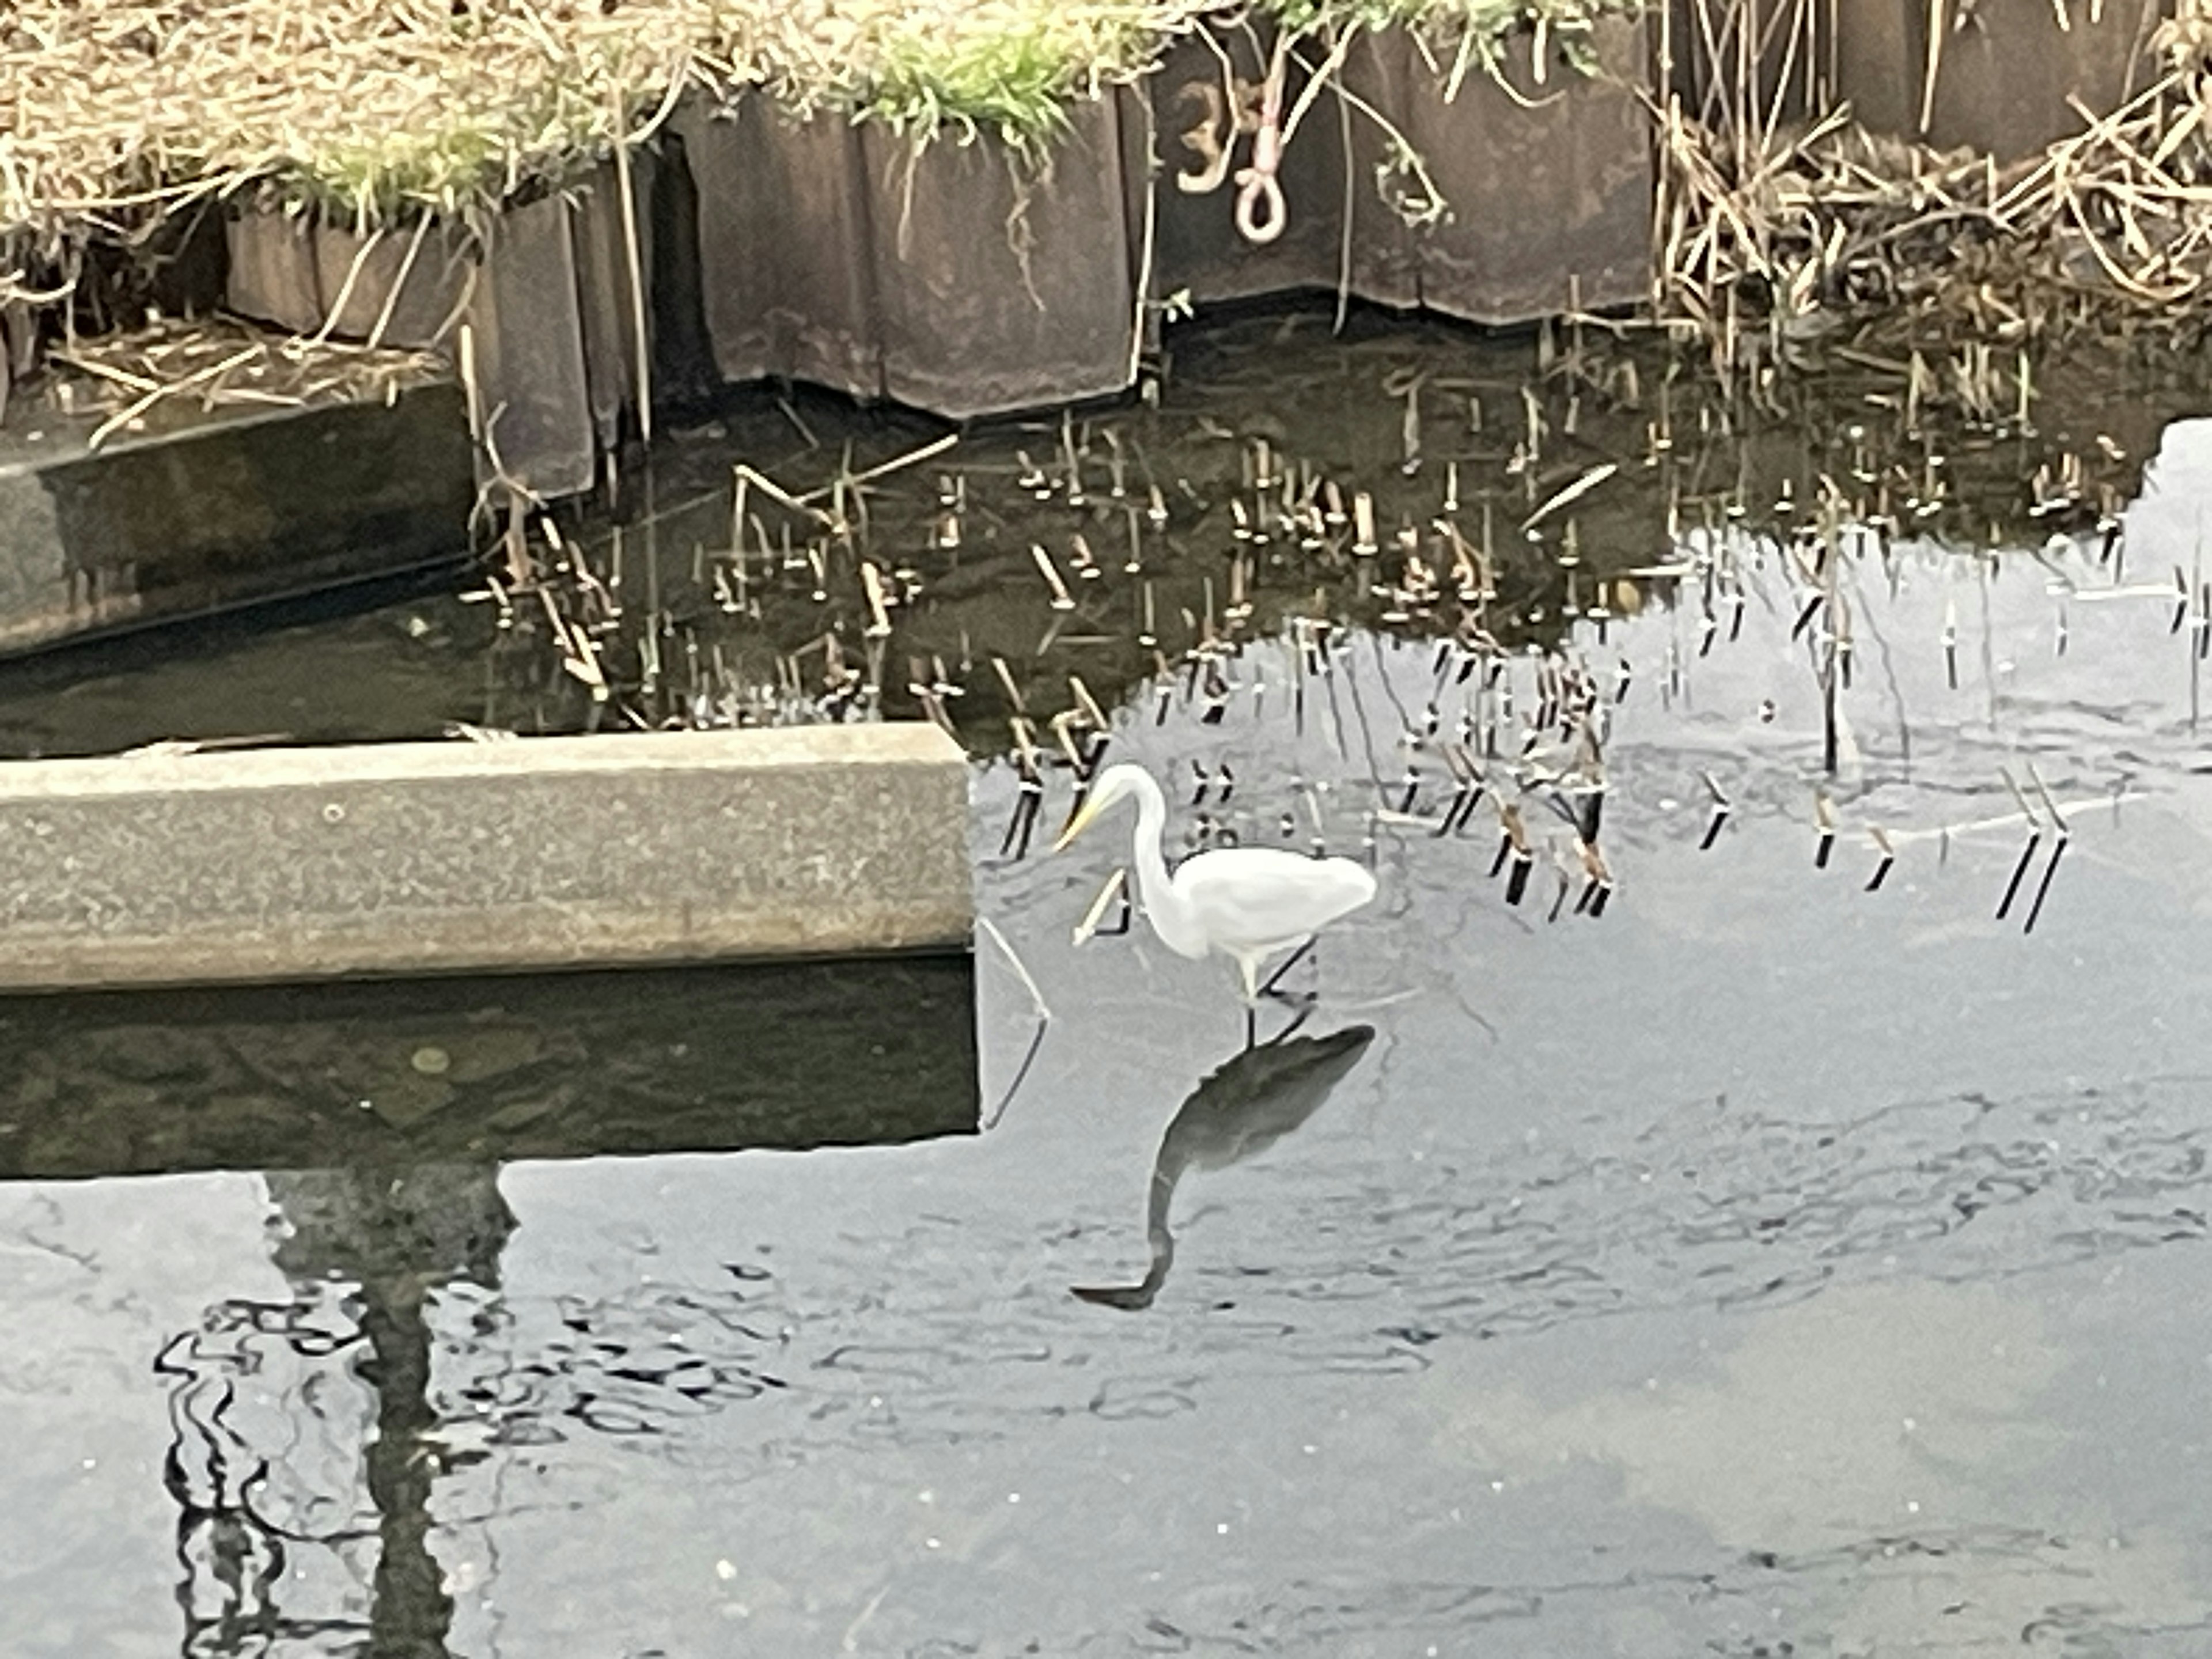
[8,308,2212,1656]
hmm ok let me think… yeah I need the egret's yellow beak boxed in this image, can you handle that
[1052,794,1104,853]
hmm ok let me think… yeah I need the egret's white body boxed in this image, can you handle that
[1056,763,1377,1003]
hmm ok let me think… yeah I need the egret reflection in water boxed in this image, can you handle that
[1073,1024,1377,1310]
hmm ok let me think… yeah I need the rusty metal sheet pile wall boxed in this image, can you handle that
[219,21,1655,495]
[227,161,650,502]
[672,97,881,402]
[1144,19,1652,321]
[1145,28,1361,308]
[1400,22,1654,323]
[864,102,1140,419]
[1669,0,2163,162]
[1837,0,2158,160]
[199,6,2184,505]
[463,192,600,502]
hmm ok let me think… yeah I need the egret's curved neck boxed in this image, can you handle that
[1120,769,1192,951]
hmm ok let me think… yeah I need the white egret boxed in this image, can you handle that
[1054,763,1376,1032]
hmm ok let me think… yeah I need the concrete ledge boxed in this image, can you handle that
[0,724,970,989]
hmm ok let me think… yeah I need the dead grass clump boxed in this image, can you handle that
[1655,68,2212,387]
[0,2,713,236]
[48,319,442,448]
[0,0,1234,253]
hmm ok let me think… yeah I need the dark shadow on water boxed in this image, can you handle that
[1072,1023,1376,1311]
[0,563,488,760]
[0,954,979,1179]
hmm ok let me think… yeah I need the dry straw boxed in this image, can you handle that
[52,317,439,442]
[1654,0,2212,373]
[0,1,1640,269]
[0,3,1243,238]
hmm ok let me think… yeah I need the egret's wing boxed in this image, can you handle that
[1175,848,1376,952]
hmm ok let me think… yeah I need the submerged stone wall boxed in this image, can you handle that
[0,385,472,656]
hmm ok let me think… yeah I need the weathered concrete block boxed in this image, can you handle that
[0,724,970,989]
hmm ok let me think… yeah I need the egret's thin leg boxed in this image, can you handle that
[1260,941,1319,1045]
[1256,938,1315,998]
[981,1016,1049,1131]
[1238,954,1260,1051]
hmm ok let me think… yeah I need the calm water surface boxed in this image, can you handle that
[7,312,2212,1656]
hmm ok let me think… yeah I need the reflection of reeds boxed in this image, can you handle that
[1866,824,1895,892]
[1699,770,1733,850]
[449,283,2184,964]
